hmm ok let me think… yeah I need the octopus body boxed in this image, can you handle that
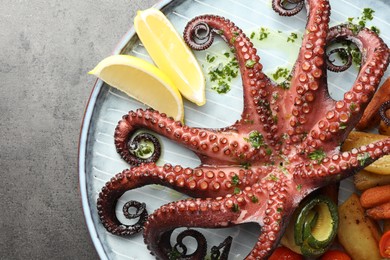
[97,0,390,259]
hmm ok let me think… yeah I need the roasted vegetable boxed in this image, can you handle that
[338,193,382,260]
[354,170,390,191]
[342,131,390,175]
[282,194,338,257]
[320,250,351,260]
[360,184,390,208]
[356,76,390,130]
[366,202,390,220]
[379,230,390,258]
[269,246,303,260]
[294,195,338,257]
[360,185,390,220]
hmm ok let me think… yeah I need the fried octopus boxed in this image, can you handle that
[96,0,390,258]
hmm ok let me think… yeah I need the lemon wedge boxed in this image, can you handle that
[134,8,206,106]
[89,54,184,121]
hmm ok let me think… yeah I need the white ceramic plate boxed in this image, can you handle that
[79,0,390,259]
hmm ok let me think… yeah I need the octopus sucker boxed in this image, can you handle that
[98,0,390,259]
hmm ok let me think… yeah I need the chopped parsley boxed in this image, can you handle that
[258,27,270,41]
[278,166,289,175]
[296,184,302,191]
[231,174,240,186]
[269,174,279,182]
[338,8,379,68]
[272,67,292,89]
[371,26,380,34]
[245,59,256,68]
[234,187,241,194]
[349,102,357,112]
[244,130,265,149]
[212,81,231,94]
[206,51,239,94]
[168,248,182,260]
[206,54,216,63]
[251,195,259,203]
[232,203,240,212]
[241,162,252,169]
[339,122,347,130]
[338,43,362,68]
[287,32,298,43]
[308,149,326,163]
[358,152,371,166]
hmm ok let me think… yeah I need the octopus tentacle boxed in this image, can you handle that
[380,100,390,126]
[295,138,390,188]
[282,0,332,141]
[303,25,389,152]
[184,15,280,146]
[115,109,277,165]
[144,174,297,259]
[97,163,271,236]
[272,0,304,16]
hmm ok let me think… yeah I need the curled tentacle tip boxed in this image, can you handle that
[272,0,304,16]
[326,47,353,72]
[184,17,215,51]
[379,100,390,126]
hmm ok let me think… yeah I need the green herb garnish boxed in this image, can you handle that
[349,102,357,112]
[272,67,290,81]
[269,174,279,182]
[251,195,259,203]
[308,149,326,163]
[258,27,270,41]
[358,152,371,166]
[207,52,239,95]
[169,248,182,260]
[244,130,265,149]
[232,203,240,212]
[231,174,240,186]
[287,32,298,43]
[245,59,256,68]
[241,162,252,169]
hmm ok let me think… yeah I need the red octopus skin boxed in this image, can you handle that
[97,0,390,259]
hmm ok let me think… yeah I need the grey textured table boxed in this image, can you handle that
[0,0,157,259]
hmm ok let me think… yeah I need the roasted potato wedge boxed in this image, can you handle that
[338,193,382,260]
[342,131,390,175]
[354,170,390,191]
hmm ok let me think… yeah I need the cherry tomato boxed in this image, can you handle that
[380,230,390,258]
[269,246,303,260]
[320,250,351,260]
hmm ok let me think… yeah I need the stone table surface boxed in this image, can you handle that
[0,0,157,259]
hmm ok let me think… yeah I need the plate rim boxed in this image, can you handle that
[77,0,174,259]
